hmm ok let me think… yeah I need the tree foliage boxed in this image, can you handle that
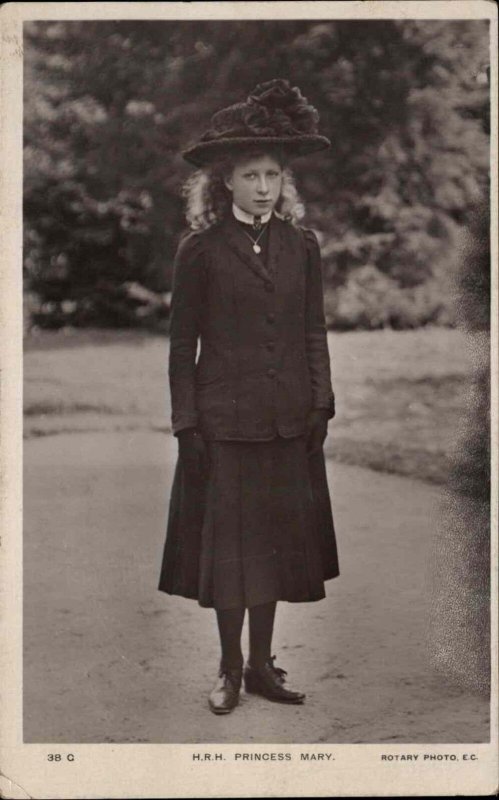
[23,20,490,329]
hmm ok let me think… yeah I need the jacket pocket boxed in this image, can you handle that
[195,360,224,386]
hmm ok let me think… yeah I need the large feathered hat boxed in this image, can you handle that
[182,79,330,167]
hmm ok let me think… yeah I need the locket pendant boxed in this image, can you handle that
[253,244,261,254]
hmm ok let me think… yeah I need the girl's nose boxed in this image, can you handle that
[257,176,269,194]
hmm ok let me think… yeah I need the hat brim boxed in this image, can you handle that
[182,135,330,167]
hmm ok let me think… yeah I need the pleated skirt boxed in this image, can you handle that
[158,435,339,610]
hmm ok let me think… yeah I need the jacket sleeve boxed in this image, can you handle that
[168,232,206,435]
[303,228,335,419]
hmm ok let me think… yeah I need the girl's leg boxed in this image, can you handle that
[216,606,245,670]
[209,606,245,714]
[245,601,305,704]
[248,601,277,668]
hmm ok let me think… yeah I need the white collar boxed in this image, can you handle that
[232,203,273,225]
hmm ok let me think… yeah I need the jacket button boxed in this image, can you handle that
[266,313,275,323]
[264,282,274,293]
[267,368,276,378]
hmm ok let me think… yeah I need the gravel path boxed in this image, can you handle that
[23,430,489,744]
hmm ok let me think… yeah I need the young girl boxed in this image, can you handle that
[159,79,339,714]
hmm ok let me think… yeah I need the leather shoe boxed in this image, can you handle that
[243,656,305,704]
[208,665,242,715]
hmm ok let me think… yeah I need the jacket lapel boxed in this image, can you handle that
[224,216,275,286]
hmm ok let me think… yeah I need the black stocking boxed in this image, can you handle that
[248,601,277,669]
[216,607,245,670]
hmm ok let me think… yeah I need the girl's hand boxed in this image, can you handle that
[305,409,330,456]
[177,428,209,478]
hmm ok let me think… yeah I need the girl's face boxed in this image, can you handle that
[224,154,283,217]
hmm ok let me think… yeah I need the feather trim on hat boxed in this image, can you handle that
[245,79,320,136]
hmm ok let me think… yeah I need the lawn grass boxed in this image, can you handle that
[24,327,484,486]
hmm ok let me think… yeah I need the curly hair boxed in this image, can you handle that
[182,148,305,231]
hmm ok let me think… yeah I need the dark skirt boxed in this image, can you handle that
[158,435,339,610]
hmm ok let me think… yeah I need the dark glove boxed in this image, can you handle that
[177,427,208,478]
[305,409,330,456]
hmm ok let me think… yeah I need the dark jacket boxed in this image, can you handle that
[169,213,335,440]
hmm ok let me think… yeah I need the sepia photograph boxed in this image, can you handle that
[1,1,497,797]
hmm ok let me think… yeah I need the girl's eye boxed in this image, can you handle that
[242,170,280,179]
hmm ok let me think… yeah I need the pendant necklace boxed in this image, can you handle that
[241,222,268,255]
